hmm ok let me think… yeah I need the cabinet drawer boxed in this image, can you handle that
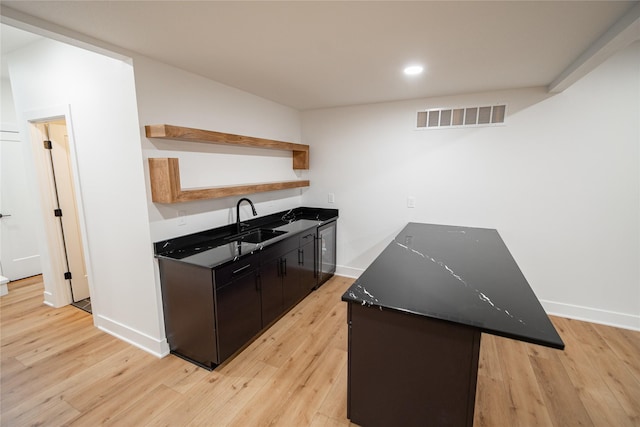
[260,237,298,263]
[214,257,255,288]
[299,230,316,247]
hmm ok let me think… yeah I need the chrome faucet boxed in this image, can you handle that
[236,198,257,234]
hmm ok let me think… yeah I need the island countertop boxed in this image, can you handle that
[341,222,564,350]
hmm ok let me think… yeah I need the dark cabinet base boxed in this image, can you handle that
[157,211,338,370]
[159,259,218,369]
[347,303,481,427]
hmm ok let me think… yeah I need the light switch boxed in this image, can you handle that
[328,193,335,204]
[407,197,416,208]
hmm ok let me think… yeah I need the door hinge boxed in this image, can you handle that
[64,272,72,280]
[54,209,63,217]
[43,140,52,150]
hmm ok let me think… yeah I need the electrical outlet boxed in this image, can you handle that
[328,193,335,204]
[177,210,186,226]
[407,197,416,208]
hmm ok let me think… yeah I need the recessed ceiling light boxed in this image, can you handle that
[404,65,424,75]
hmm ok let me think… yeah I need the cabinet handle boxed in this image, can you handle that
[281,258,287,276]
[256,273,261,291]
[232,264,251,276]
[298,249,303,265]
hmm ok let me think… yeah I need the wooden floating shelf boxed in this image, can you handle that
[149,158,309,203]
[145,124,309,170]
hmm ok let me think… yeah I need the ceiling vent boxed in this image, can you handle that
[416,104,506,129]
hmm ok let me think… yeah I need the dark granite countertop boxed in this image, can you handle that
[154,207,338,269]
[342,222,564,350]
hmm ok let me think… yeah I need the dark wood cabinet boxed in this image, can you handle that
[159,225,328,369]
[261,237,306,327]
[282,247,303,309]
[158,259,218,368]
[215,265,261,363]
[259,255,284,327]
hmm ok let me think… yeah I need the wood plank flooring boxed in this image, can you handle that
[1,275,639,426]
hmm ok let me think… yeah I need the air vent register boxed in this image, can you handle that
[417,104,506,129]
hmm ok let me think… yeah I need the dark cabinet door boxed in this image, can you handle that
[158,259,217,369]
[260,257,283,327]
[299,234,316,292]
[282,248,303,309]
[215,270,261,363]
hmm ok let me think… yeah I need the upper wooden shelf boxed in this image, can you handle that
[145,124,309,170]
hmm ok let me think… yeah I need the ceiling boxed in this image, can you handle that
[1,1,639,110]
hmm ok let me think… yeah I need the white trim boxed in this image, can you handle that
[22,105,96,311]
[12,254,40,263]
[95,314,170,358]
[0,275,8,297]
[336,264,364,279]
[43,290,54,307]
[541,299,640,332]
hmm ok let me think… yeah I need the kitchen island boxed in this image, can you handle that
[341,222,564,427]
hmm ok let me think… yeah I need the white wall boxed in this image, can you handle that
[132,55,305,243]
[1,78,18,123]
[7,38,167,355]
[302,42,640,330]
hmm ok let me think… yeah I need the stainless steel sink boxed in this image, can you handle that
[227,228,287,244]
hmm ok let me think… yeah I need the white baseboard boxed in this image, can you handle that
[336,265,364,279]
[43,290,55,307]
[0,276,8,296]
[94,314,170,358]
[540,300,639,331]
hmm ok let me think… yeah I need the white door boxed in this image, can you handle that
[39,120,90,302]
[0,123,42,281]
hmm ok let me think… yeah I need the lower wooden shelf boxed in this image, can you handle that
[149,158,309,203]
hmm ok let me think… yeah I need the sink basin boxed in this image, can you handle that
[228,228,287,244]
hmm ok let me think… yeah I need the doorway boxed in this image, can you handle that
[32,119,91,313]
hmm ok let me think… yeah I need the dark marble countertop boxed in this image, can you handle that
[154,207,338,269]
[341,222,564,350]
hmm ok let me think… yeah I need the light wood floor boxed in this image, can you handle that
[1,275,639,426]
